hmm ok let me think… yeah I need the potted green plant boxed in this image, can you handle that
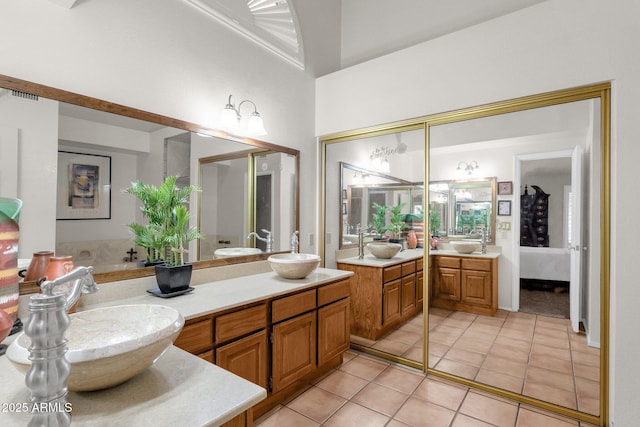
[124,176,202,294]
[370,202,388,239]
[387,203,407,242]
[428,209,441,237]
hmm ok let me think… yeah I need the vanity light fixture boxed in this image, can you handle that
[219,94,267,136]
[456,160,480,175]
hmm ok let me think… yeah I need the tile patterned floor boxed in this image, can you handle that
[255,350,600,427]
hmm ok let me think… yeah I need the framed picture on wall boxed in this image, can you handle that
[497,200,512,216]
[498,181,513,195]
[56,151,112,220]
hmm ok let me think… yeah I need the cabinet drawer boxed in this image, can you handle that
[272,289,316,323]
[318,278,350,306]
[215,304,267,344]
[461,258,492,271]
[437,256,460,269]
[383,264,402,282]
[174,318,213,354]
[416,257,424,272]
[401,260,416,276]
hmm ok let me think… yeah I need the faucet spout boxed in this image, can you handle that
[40,266,99,311]
[247,229,274,252]
[290,231,299,254]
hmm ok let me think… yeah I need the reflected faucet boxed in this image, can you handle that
[247,229,274,252]
[357,224,364,259]
[25,266,98,427]
[479,228,488,254]
[290,231,299,254]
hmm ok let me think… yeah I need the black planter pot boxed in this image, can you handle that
[155,263,192,294]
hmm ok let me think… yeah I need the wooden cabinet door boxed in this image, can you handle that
[401,274,416,319]
[461,269,492,307]
[318,298,350,366]
[216,330,268,389]
[382,279,401,325]
[434,267,461,301]
[271,312,317,393]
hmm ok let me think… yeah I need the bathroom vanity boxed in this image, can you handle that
[336,249,423,341]
[2,267,352,426]
[430,250,500,316]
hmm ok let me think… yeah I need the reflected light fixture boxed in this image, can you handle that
[456,161,480,175]
[219,94,267,136]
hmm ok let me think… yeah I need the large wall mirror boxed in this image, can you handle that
[0,75,299,290]
[321,83,610,425]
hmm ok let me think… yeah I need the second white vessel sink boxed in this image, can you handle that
[214,247,263,259]
[267,253,321,279]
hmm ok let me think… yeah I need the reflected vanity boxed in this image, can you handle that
[0,74,299,293]
[321,83,610,425]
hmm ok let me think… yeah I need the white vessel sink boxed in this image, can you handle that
[267,253,321,279]
[451,240,481,254]
[367,242,402,259]
[7,304,184,392]
[214,247,263,259]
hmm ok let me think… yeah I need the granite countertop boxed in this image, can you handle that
[81,267,353,320]
[0,267,353,425]
[0,345,266,427]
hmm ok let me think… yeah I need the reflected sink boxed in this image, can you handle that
[367,242,402,259]
[267,253,321,279]
[7,304,184,391]
[451,240,481,254]
[214,247,263,259]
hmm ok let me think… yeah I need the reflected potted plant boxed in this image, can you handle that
[387,203,407,244]
[124,176,202,294]
[428,209,441,238]
[370,203,389,240]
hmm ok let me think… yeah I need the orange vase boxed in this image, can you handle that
[21,250,54,282]
[406,230,418,249]
[44,255,79,313]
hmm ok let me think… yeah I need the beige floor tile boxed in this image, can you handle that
[339,355,389,380]
[522,381,577,409]
[529,352,573,374]
[403,344,424,363]
[459,391,518,427]
[451,413,495,426]
[572,350,600,368]
[525,365,575,392]
[394,397,456,427]
[427,341,450,357]
[323,402,390,427]
[436,358,480,380]
[516,407,578,426]
[351,382,409,417]
[385,328,423,345]
[410,377,467,411]
[315,369,369,399]
[386,420,411,427]
[531,342,572,361]
[488,342,530,363]
[493,335,533,352]
[444,347,486,367]
[533,333,571,349]
[499,327,533,342]
[372,365,424,394]
[286,386,346,423]
[454,336,494,354]
[573,362,599,382]
[255,406,319,427]
[475,368,524,394]
[371,338,412,354]
[481,354,527,378]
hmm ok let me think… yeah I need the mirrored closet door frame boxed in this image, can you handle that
[319,82,610,426]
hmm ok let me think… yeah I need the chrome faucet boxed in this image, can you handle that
[247,229,274,252]
[479,228,488,254]
[290,231,299,254]
[25,266,98,427]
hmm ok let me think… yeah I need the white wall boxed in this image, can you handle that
[318,1,637,423]
[0,0,317,254]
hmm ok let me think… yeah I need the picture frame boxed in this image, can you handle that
[497,200,512,216]
[56,151,111,220]
[497,181,513,195]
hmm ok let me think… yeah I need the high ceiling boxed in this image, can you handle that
[48,0,547,77]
